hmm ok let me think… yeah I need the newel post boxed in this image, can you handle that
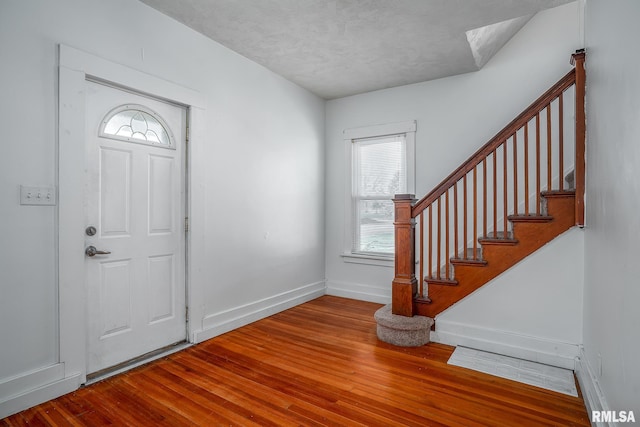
[572,49,586,227]
[392,194,417,317]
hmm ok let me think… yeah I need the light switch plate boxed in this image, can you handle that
[20,185,57,206]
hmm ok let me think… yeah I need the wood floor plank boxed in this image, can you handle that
[1,296,590,426]
[167,353,361,426]
[33,401,83,427]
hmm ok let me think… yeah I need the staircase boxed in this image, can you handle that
[391,50,586,320]
[418,189,575,317]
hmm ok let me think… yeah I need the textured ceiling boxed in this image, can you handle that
[139,0,573,99]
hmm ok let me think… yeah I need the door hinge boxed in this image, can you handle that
[185,306,189,323]
[184,217,189,232]
[185,125,190,143]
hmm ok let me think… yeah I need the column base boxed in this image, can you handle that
[374,304,433,347]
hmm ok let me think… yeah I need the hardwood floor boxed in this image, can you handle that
[2,296,589,426]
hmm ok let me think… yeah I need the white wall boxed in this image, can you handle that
[0,0,325,416]
[325,2,582,302]
[581,0,640,415]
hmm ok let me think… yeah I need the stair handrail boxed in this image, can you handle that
[411,68,577,218]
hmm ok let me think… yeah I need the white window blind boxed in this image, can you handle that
[352,134,407,255]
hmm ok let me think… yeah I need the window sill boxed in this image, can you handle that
[341,252,394,267]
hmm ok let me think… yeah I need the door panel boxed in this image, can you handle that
[147,254,175,323]
[99,260,133,338]
[148,154,174,234]
[100,148,132,236]
[85,80,186,374]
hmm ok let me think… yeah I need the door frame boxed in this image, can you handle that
[58,45,206,383]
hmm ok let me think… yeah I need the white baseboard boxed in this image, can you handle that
[325,280,391,304]
[432,319,580,369]
[575,347,611,427]
[0,365,81,419]
[193,281,326,343]
[0,364,64,403]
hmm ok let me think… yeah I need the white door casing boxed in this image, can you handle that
[59,45,207,388]
[84,81,187,374]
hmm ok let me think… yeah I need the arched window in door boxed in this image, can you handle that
[99,104,175,149]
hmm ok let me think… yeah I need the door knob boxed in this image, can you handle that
[85,246,111,257]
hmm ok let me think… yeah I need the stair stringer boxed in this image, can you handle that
[415,191,575,318]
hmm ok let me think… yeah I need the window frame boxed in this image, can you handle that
[342,121,416,267]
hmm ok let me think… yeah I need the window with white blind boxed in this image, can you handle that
[343,121,415,265]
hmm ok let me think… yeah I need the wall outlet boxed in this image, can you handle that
[20,185,57,206]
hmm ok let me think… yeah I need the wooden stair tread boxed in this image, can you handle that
[450,257,487,267]
[541,189,576,198]
[478,236,518,245]
[507,214,553,223]
[424,277,458,286]
[482,231,514,239]
[450,248,486,266]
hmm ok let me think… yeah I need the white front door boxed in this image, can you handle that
[84,80,187,374]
